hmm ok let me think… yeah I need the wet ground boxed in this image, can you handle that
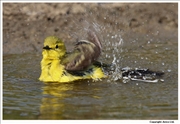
[3,3,178,120]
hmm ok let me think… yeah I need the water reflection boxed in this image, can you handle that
[39,83,73,119]
[39,81,103,119]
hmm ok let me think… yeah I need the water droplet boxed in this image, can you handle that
[167,69,171,72]
[165,47,170,50]
[156,31,159,35]
[160,79,164,82]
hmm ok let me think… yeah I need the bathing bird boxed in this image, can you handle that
[39,30,164,83]
[39,30,107,83]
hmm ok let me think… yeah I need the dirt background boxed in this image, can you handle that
[3,3,178,54]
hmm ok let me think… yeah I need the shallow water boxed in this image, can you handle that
[3,34,178,120]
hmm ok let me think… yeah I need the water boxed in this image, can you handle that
[3,32,178,119]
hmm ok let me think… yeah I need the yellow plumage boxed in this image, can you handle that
[39,34,106,83]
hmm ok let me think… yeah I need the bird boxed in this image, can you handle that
[39,30,107,83]
[39,30,164,83]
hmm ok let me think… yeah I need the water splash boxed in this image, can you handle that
[109,36,124,81]
[69,20,166,83]
[69,19,125,82]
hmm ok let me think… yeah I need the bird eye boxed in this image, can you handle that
[56,45,59,48]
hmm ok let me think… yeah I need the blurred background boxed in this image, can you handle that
[3,3,177,54]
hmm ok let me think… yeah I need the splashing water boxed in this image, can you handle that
[108,35,124,81]
[66,18,164,83]
[70,19,124,82]
[68,19,165,83]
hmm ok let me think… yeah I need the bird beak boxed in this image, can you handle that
[43,45,52,50]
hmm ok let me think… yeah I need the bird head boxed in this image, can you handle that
[42,36,66,60]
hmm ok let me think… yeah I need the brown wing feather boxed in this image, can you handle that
[62,30,102,71]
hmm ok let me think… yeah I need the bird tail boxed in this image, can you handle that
[121,67,164,82]
[93,61,164,82]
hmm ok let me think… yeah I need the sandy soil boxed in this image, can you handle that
[3,3,178,54]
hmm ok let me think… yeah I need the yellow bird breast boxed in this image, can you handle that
[39,58,106,83]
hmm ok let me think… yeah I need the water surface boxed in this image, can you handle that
[3,35,178,120]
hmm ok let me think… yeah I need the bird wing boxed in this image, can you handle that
[61,30,102,71]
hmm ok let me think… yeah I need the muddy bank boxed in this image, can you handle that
[3,3,178,54]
